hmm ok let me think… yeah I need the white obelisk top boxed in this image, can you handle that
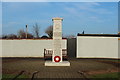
[52,17,63,21]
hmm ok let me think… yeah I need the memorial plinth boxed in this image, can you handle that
[45,61,70,66]
[45,17,70,66]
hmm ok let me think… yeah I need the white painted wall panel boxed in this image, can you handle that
[118,40,120,58]
[77,36,118,58]
[1,39,66,57]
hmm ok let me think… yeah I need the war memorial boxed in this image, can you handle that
[45,17,70,66]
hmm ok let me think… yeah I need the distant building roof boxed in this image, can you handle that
[77,33,120,37]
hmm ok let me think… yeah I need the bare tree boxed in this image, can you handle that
[45,25,53,38]
[2,35,8,39]
[118,32,120,35]
[7,34,18,39]
[33,23,40,38]
[27,33,34,39]
[18,29,33,39]
[2,34,17,39]
[18,29,26,39]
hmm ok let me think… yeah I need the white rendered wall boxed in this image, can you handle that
[1,39,66,57]
[118,39,120,58]
[77,36,118,59]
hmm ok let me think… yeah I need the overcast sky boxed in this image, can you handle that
[1,2,118,36]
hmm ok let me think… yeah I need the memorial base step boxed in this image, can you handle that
[45,61,70,66]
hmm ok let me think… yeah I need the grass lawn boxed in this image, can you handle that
[2,74,28,79]
[88,72,120,78]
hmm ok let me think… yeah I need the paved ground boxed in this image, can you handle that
[2,58,119,78]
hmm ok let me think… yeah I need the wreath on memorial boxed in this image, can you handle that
[54,56,61,62]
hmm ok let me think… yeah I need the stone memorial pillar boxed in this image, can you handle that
[52,17,63,62]
[45,17,70,66]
